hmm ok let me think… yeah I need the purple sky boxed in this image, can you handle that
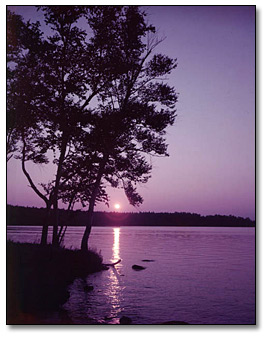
[7,6,255,219]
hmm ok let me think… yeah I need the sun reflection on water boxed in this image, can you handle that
[112,227,120,262]
[102,227,123,322]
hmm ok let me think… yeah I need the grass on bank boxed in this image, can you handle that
[7,241,104,324]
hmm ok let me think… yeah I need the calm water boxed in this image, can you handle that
[7,226,255,325]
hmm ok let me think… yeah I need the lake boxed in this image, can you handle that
[7,226,255,325]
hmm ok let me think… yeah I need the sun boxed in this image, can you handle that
[114,203,121,210]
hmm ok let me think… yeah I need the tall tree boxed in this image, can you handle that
[7,6,137,245]
[57,6,178,251]
[7,10,54,243]
[7,6,177,249]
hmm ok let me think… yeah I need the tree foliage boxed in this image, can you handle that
[7,6,178,248]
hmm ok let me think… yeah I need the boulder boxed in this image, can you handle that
[132,264,146,271]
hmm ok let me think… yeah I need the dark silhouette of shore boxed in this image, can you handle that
[7,205,255,227]
[7,241,104,324]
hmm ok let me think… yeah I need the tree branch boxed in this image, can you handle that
[21,133,49,204]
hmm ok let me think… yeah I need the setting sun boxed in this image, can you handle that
[114,203,121,210]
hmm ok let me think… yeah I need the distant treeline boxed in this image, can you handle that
[7,205,255,227]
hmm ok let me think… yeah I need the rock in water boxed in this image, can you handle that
[120,316,132,325]
[132,264,146,271]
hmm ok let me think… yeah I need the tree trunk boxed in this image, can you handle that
[51,131,69,247]
[40,203,51,246]
[81,199,95,252]
[41,224,49,246]
[81,155,108,251]
[52,200,59,247]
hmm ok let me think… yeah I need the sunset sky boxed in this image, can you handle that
[7,5,255,219]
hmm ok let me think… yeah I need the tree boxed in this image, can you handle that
[56,6,178,251]
[7,6,140,246]
[7,10,55,244]
[7,6,177,249]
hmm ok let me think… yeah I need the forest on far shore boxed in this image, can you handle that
[7,205,255,227]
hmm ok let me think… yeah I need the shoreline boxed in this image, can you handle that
[7,205,255,228]
[7,241,105,324]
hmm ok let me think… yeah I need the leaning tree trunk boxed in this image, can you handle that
[81,155,108,251]
[81,196,96,251]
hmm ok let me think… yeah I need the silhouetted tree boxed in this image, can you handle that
[55,6,178,250]
[7,10,55,243]
[7,6,177,249]
[7,6,148,246]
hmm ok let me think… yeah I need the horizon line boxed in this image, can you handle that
[7,204,255,221]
